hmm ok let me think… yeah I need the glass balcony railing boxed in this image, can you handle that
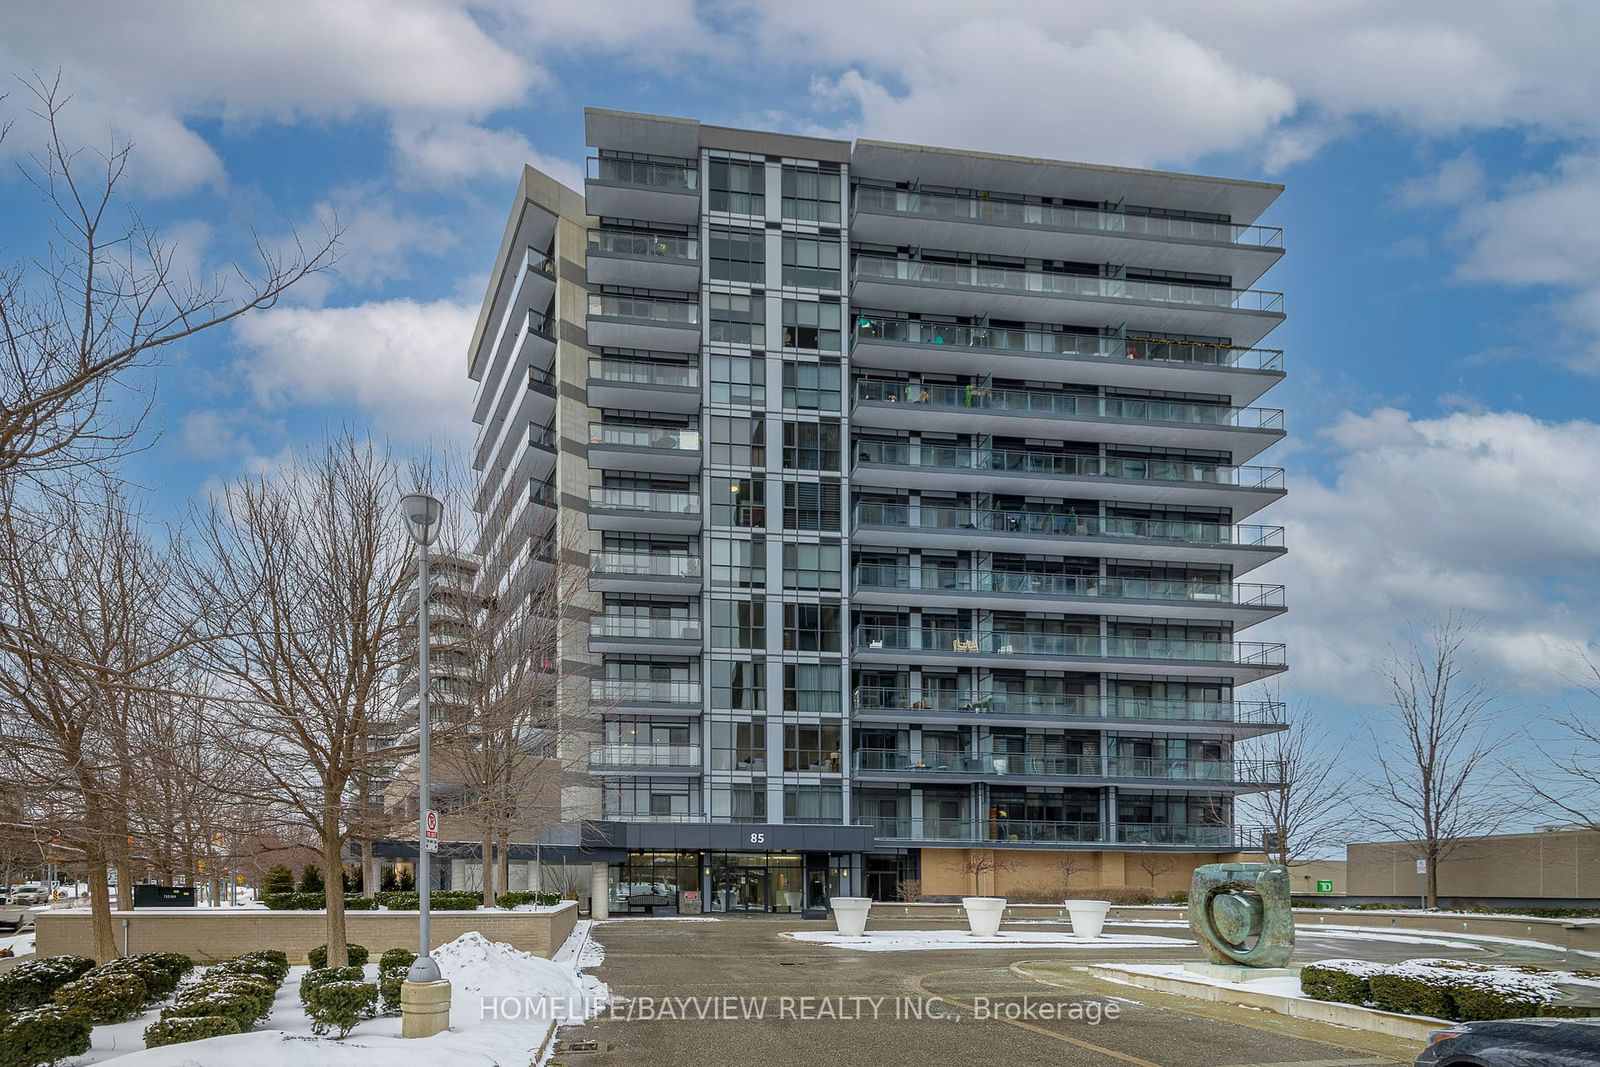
[1110,757,1282,785]
[1116,823,1244,846]
[854,441,1285,490]
[853,314,1284,372]
[589,742,701,769]
[589,423,701,452]
[852,501,1285,549]
[852,564,1285,608]
[587,156,699,193]
[588,358,700,389]
[590,551,702,580]
[863,817,1254,847]
[853,625,1286,666]
[853,255,1285,314]
[527,309,556,341]
[589,616,702,642]
[527,422,557,451]
[854,379,1284,431]
[588,229,699,261]
[854,748,1279,785]
[523,247,556,280]
[588,487,701,516]
[852,186,1285,250]
[851,687,1285,725]
[590,679,702,706]
[587,293,700,326]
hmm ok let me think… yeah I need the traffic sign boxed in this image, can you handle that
[1415,858,1427,875]
[423,838,438,853]
[425,809,439,840]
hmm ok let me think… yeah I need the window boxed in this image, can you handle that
[781,542,841,591]
[709,159,765,216]
[781,234,841,288]
[782,480,840,531]
[783,602,841,652]
[712,477,765,528]
[709,226,765,284]
[710,721,767,771]
[604,778,698,819]
[709,292,764,346]
[780,166,841,223]
[710,536,765,588]
[710,782,767,822]
[782,421,840,471]
[711,598,765,650]
[709,415,765,467]
[712,659,765,711]
[780,361,840,411]
[781,300,840,351]
[783,663,841,713]
[784,784,843,823]
[710,353,765,406]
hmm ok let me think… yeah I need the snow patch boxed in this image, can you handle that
[785,929,1188,952]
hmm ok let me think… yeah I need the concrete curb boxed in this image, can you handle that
[1087,963,1449,1042]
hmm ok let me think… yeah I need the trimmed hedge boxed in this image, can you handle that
[163,987,266,1032]
[260,892,376,911]
[1539,1003,1600,1018]
[1300,962,1376,1005]
[94,952,194,1000]
[1302,959,1567,1022]
[305,979,377,1039]
[299,966,364,1004]
[495,891,563,908]
[307,943,368,969]
[143,1014,243,1048]
[1368,973,1453,1018]
[377,950,416,1016]
[373,890,483,911]
[224,950,289,984]
[0,956,96,1013]
[51,972,148,1024]
[0,1005,93,1067]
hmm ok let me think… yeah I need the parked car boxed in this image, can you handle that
[7,885,46,906]
[1415,1018,1600,1065]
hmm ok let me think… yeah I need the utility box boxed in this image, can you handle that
[131,885,196,909]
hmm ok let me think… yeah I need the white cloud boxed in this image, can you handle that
[391,121,583,190]
[1399,153,1487,207]
[231,298,478,449]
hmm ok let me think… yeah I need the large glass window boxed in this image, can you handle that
[781,234,841,288]
[784,784,843,823]
[709,415,766,467]
[709,292,764,346]
[780,166,841,223]
[782,480,840,531]
[604,778,699,819]
[783,663,841,713]
[711,476,765,528]
[709,226,765,284]
[709,159,765,216]
[782,420,841,471]
[711,598,765,650]
[712,659,766,711]
[710,353,765,406]
[783,602,841,652]
[780,361,840,411]
[710,782,768,822]
[710,536,765,588]
[781,300,840,351]
[781,542,841,591]
[711,720,768,771]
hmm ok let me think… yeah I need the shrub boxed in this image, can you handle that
[163,990,263,1032]
[261,864,295,896]
[1449,979,1542,1021]
[1539,1003,1600,1018]
[344,895,376,911]
[304,979,377,1038]
[299,866,325,894]
[93,953,193,1000]
[1300,962,1376,1004]
[0,1005,92,1067]
[378,947,418,973]
[494,891,562,909]
[1168,890,1189,905]
[51,971,148,1024]
[895,879,924,904]
[260,891,324,911]
[307,943,368,969]
[142,1014,243,1048]
[227,950,289,984]
[0,956,96,1013]
[177,974,277,1022]
[1369,972,1453,1018]
[373,889,482,911]
[208,958,283,988]
[378,959,414,1016]
[299,966,365,1004]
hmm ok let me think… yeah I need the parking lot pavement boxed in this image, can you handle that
[553,917,1422,1067]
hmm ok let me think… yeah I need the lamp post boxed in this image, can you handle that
[399,492,450,1037]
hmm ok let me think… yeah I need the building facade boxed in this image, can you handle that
[467,109,1290,913]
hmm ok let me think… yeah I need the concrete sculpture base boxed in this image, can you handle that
[401,978,452,1038]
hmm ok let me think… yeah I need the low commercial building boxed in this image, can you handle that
[1347,828,1600,907]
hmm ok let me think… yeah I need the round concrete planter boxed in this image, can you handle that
[782,891,802,913]
[1065,899,1112,940]
[962,896,1006,937]
[830,897,872,937]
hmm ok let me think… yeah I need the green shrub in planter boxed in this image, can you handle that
[307,943,368,969]
[51,971,148,1024]
[299,966,364,1004]
[374,890,482,911]
[1300,963,1374,1005]
[304,979,377,1038]
[0,955,96,1013]
[260,891,324,911]
[0,1004,92,1067]
[1368,973,1452,1019]
[495,891,562,908]
[142,1014,243,1048]
[344,895,376,911]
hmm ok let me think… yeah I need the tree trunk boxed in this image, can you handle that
[321,803,348,968]
[480,827,495,907]
[497,829,510,899]
[87,851,117,961]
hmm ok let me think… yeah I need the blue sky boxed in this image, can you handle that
[4,2,1600,778]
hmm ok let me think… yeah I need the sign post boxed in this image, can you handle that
[1416,857,1427,909]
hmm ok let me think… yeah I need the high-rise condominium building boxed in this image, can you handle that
[466,108,1289,915]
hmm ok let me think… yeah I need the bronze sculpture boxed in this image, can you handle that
[1187,862,1295,969]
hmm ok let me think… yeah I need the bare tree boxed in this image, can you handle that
[1134,852,1178,890]
[1056,853,1094,897]
[186,433,411,966]
[1244,710,1354,868]
[0,75,338,489]
[958,850,1016,896]
[1364,614,1512,908]
[1519,654,1600,830]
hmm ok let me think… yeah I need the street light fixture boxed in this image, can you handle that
[400,492,443,987]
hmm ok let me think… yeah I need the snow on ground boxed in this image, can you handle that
[1102,963,1306,999]
[83,922,608,1065]
[1,928,36,957]
[786,929,1189,952]
[592,916,719,924]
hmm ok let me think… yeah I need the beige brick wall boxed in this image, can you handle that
[920,848,1235,898]
[36,902,579,964]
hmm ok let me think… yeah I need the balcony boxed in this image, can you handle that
[852,442,1286,519]
[853,749,1280,791]
[851,186,1283,287]
[586,357,701,414]
[588,614,703,655]
[473,308,558,427]
[587,229,701,290]
[590,679,703,717]
[852,256,1284,348]
[585,156,699,225]
[474,420,557,515]
[851,686,1287,737]
[589,550,702,596]
[588,742,702,776]
[852,564,1284,628]
[864,816,1258,849]
[587,293,700,353]
[852,501,1284,575]
[852,625,1287,683]
[852,315,1284,406]
[587,422,701,475]
[853,379,1284,461]
[474,362,558,477]
[587,487,702,534]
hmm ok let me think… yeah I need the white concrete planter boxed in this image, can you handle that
[782,891,802,912]
[962,896,1006,937]
[1065,899,1112,940]
[830,897,872,937]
